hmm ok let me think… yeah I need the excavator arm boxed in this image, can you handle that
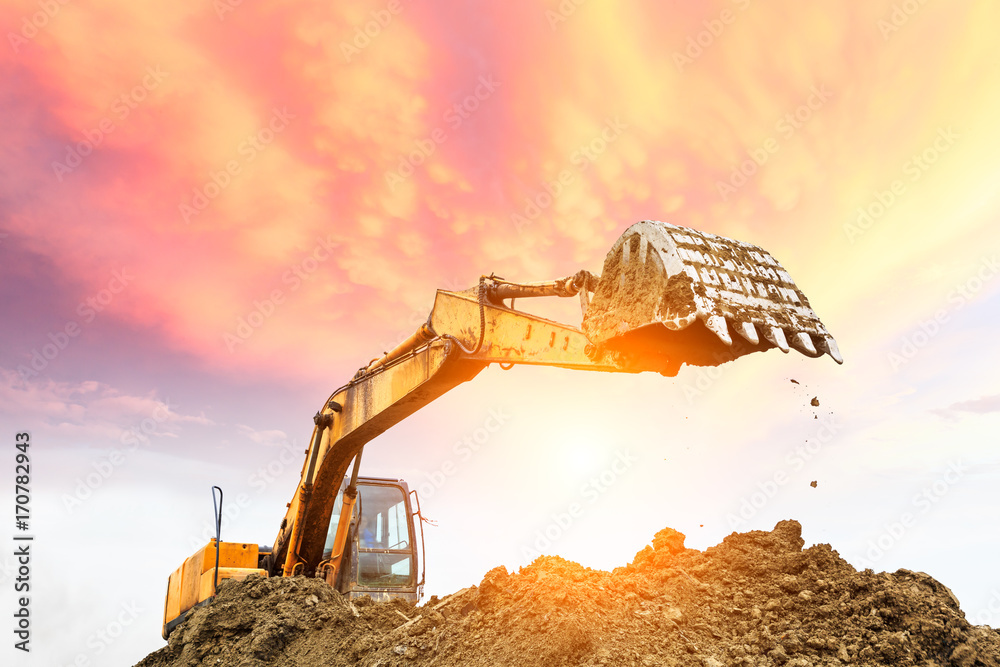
[268,271,644,581]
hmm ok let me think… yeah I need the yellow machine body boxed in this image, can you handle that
[161,540,266,638]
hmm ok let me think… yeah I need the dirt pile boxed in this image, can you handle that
[137,521,1000,667]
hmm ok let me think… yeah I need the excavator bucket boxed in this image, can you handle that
[581,220,842,373]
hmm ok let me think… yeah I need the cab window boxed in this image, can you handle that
[357,484,413,587]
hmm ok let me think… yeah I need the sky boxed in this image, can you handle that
[2,0,999,664]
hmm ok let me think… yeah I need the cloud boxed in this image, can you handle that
[2,0,998,389]
[236,424,291,447]
[932,394,1000,420]
[0,368,214,444]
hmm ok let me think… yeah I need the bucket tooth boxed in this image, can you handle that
[763,326,789,353]
[790,332,819,356]
[735,320,760,345]
[705,314,732,346]
[816,336,844,364]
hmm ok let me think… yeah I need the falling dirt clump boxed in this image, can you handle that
[811,397,820,407]
[137,521,1000,667]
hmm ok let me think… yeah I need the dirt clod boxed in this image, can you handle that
[810,397,820,407]
[137,521,1000,667]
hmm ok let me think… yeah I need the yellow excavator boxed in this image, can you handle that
[161,220,842,638]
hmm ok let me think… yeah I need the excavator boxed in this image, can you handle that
[161,220,842,638]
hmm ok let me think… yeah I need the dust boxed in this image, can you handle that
[137,521,1000,667]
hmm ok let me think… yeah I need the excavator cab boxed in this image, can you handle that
[321,477,426,603]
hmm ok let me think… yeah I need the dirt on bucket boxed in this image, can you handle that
[136,521,999,667]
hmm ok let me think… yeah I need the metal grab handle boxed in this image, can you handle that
[409,489,427,588]
[212,486,223,596]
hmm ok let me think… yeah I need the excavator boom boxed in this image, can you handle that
[269,286,632,584]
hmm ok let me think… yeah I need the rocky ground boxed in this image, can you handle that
[136,520,1000,666]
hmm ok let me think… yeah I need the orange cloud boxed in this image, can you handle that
[2,0,999,385]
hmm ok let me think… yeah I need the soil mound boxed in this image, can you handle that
[136,521,1000,666]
